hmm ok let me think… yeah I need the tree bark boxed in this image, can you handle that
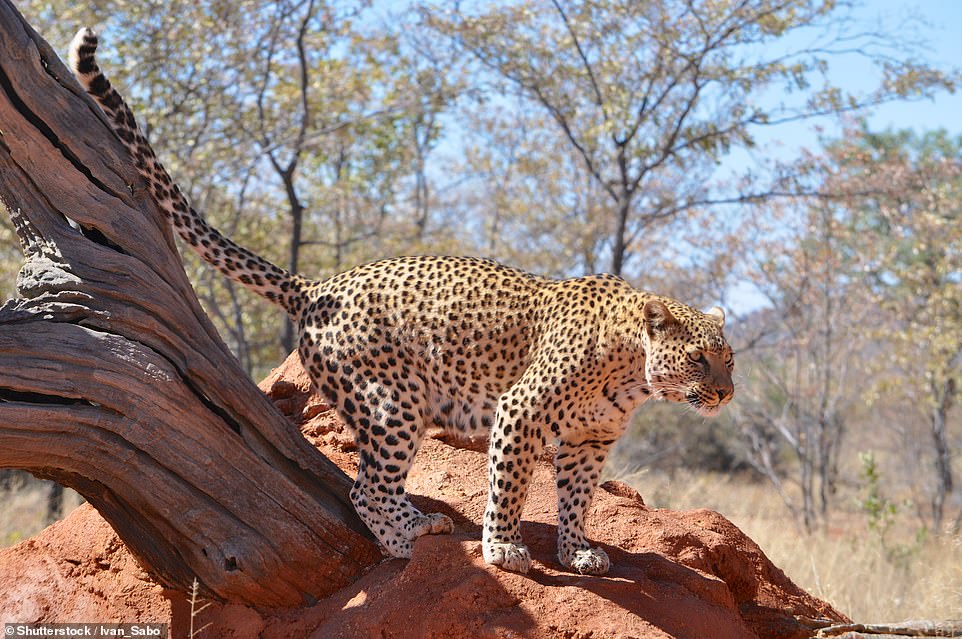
[606,183,631,278]
[0,0,380,608]
[930,376,955,532]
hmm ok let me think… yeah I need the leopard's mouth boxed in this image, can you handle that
[686,391,723,417]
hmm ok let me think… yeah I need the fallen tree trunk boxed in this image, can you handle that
[0,0,380,607]
[799,616,962,637]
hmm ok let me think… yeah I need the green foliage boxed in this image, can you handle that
[608,402,745,480]
[723,122,961,533]
[856,451,898,540]
[856,451,929,568]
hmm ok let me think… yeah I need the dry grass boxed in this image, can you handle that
[606,467,962,622]
[0,482,84,548]
[0,483,51,546]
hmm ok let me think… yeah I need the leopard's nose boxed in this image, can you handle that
[716,387,733,403]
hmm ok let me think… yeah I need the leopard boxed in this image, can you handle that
[69,28,735,576]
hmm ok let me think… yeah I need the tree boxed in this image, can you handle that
[17,0,301,376]
[445,103,613,276]
[0,1,380,605]
[730,192,870,531]
[825,127,962,532]
[235,0,452,351]
[422,0,957,276]
[731,126,962,533]
[16,0,454,367]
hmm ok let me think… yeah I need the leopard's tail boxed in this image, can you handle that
[69,28,312,315]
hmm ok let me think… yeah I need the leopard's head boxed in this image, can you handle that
[641,299,734,417]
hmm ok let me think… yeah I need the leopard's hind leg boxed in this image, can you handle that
[346,378,453,558]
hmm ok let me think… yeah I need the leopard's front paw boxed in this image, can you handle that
[483,541,532,573]
[561,546,610,575]
[411,512,454,537]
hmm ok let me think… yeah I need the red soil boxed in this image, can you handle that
[0,353,847,638]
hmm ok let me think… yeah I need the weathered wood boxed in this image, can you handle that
[0,0,380,607]
[800,616,962,638]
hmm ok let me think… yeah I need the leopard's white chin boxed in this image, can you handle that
[685,391,726,417]
[695,403,722,418]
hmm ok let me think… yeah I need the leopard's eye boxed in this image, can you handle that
[688,351,706,365]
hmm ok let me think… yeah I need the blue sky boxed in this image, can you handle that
[864,1,961,132]
[770,0,961,148]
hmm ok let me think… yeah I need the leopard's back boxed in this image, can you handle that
[302,255,546,435]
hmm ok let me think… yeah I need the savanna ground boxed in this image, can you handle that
[3,460,959,623]
[609,468,962,622]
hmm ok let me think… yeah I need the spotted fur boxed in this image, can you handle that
[70,29,735,575]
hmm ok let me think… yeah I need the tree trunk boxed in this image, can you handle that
[610,194,631,277]
[930,376,955,532]
[45,481,64,525]
[0,1,380,608]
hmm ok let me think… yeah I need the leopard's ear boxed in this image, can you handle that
[643,300,678,337]
[705,306,725,329]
